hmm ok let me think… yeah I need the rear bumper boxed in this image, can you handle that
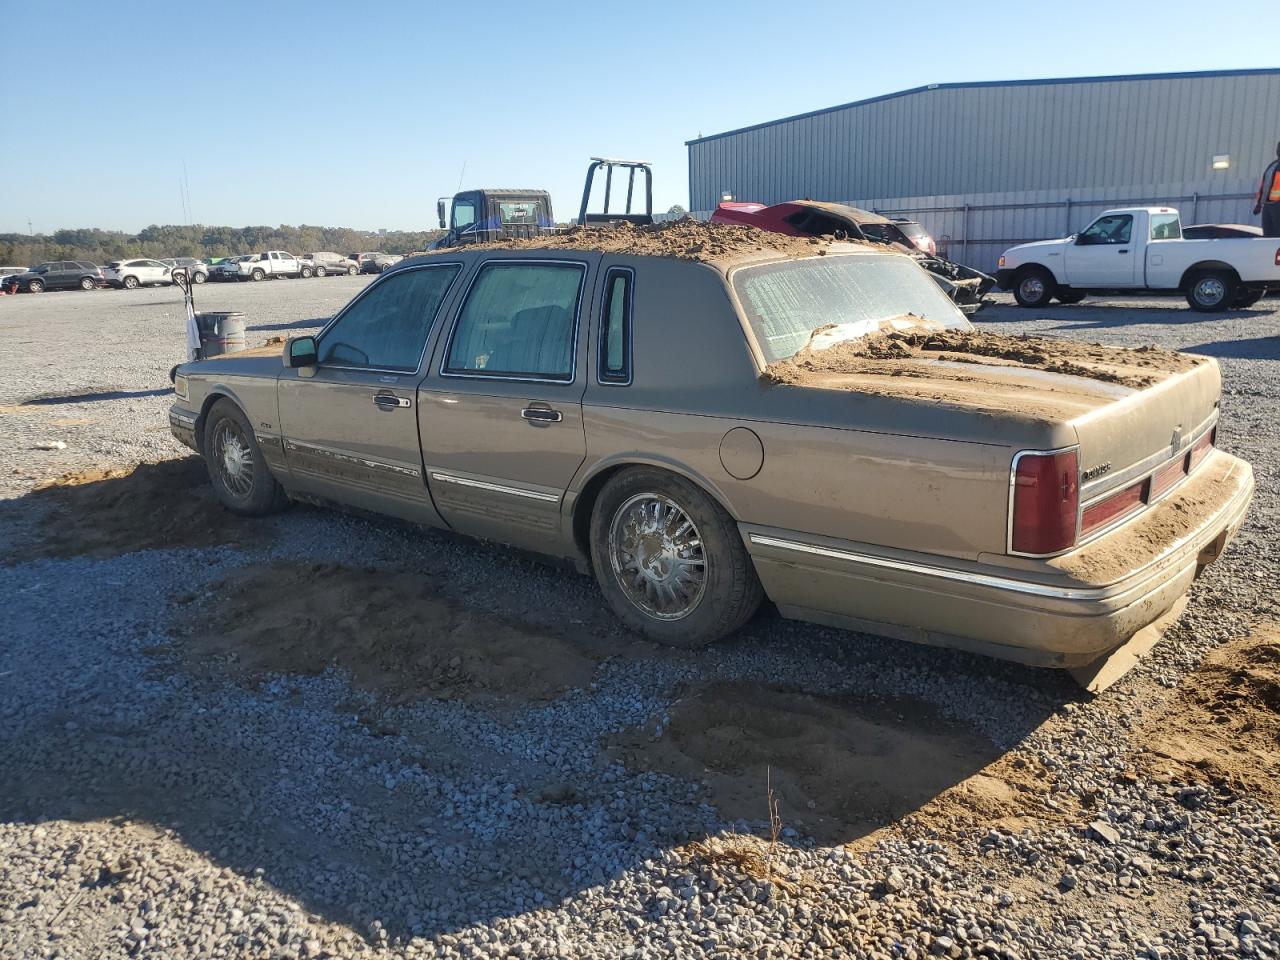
[744,450,1254,669]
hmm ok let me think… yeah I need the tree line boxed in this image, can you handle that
[0,224,449,267]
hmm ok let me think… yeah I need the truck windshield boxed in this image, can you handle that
[733,253,969,363]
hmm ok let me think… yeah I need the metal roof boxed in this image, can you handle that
[686,67,1280,146]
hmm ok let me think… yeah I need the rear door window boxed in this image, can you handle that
[444,261,585,381]
[1150,213,1181,240]
[598,267,633,384]
[317,264,462,371]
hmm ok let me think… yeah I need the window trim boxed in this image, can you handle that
[438,258,588,385]
[597,265,634,386]
[312,262,464,376]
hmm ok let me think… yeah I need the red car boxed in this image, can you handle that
[711,200,993,312]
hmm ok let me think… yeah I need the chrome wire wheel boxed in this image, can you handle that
[214,419,255,500]
[608,493,707,621]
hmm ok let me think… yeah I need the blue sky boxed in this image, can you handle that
[1,0,1276,234]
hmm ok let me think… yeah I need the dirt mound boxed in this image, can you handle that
[765,327,1201,391]
[421,219,831,263]
[11,458,262,562]
[176,562,600,705]
[611,682,1045,844]
[1137,623,1280,807]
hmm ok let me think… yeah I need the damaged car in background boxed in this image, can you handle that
[169,221,1252,691]
[711,199,996,312]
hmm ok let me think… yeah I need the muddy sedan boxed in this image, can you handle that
[169,223,1253,688]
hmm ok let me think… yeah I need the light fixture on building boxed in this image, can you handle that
[1212,154,1230,171]
[721,192,734,202]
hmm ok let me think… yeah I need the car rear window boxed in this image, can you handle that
[896,222,928,239]
[732,253,968,363]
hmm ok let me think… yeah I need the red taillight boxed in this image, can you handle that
[1189,427,1215,468]
[1011,450,1079,554]
[1149,455,1188,500]
[1274,247,1280,267]
[1082,479,1146,534]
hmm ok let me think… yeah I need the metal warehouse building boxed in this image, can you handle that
[686,68,1280,272]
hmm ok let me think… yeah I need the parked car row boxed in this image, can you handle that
[1,250,400,293]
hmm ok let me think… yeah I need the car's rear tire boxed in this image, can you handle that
[300,266,313,279]
[1185,270,1237,312]
[28,279,44,293]
[202,399,289,517]
[122,275,139,290]
[1055,290,1086,304]
[251,268,265,282]
[1013,266,1056,308]
[589,467,763,647]
[192,271,206,284]
[79,277,95,291]
[346,265,357,276]
[315,266,327,278]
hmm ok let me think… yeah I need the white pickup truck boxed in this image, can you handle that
[996,206,1280,311]
[234,250,312,282]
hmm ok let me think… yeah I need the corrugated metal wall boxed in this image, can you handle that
[688,70,1280,272]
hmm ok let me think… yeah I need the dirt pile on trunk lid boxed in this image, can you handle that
[425,219,835,262]
[765,324,1202,392]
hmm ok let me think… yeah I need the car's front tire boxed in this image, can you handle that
[192,271,206,284]
[79,277,96,291]
[346,265,357,276]
[1013,266,1056,308]
[589,467,762,647]
[202,399,289,517]
[299,266,313,279]
[122,275,139,290]
[315,266,327,278]
[1186,270,1237,312]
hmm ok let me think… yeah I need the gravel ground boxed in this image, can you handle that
[1,281,1278,959]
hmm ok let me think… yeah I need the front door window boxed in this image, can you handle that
[318,265,462,371]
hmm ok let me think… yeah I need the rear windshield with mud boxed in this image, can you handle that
[733,254,967,363]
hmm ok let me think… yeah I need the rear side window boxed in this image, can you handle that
[1150,213,1181,240]
[318,264,461,371]
[444,261,585,381]
[598,267,633,384]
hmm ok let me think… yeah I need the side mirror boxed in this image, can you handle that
[285,335,318,368]
[437,199,447,229]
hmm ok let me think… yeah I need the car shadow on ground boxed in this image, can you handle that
[0,465,1070,942]
[1182,336,1280,360]
[979,302,1269,330]
[20,387,173,406]
[248,317,330,332]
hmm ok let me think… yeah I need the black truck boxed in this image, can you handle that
[433,189,556,248]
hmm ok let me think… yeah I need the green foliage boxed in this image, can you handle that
[0,224,447,267]
[666,204,688,218]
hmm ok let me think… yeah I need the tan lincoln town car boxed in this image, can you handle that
[169,225,1254,688]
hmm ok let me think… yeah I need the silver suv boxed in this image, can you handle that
[301,252,359,277]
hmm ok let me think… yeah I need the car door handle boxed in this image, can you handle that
[372,394,411,409]
[1117,249,1129,254]
[521,406,562,424]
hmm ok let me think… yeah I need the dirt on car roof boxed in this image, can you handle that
[422,218,839,263]
[762,325,1203,396]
